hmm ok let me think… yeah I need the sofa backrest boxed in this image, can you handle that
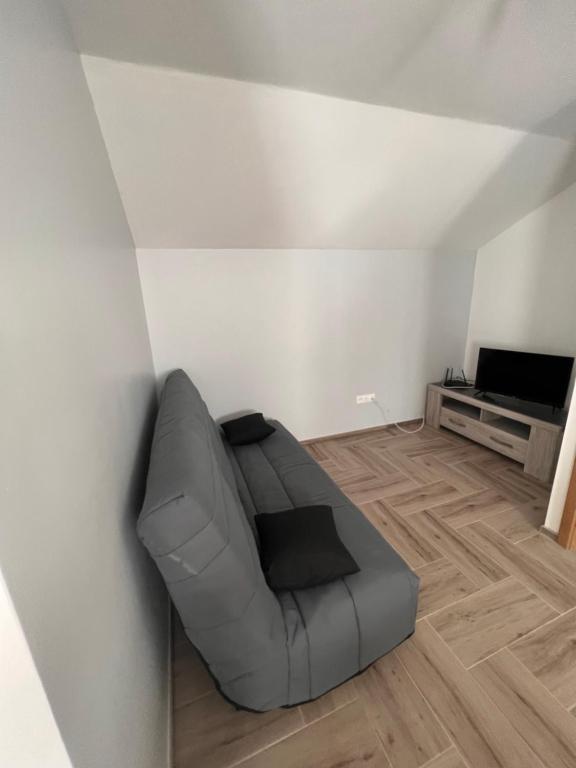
[137,371,287,709]
[138,366,262,608]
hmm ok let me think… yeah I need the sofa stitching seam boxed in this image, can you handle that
[229,448,261,520]
[342,578,362,671]
[279,595,292,705]
[291,590,312,701]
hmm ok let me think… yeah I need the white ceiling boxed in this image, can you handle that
[83,56,576,250]
[65,0,576,138]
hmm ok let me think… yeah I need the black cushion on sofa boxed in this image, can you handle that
[221,413,276,446]
[255,505,359,591]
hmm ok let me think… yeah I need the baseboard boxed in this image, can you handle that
[539,524,558,540]
[300,419,423,445]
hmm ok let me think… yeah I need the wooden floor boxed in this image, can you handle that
[172,424,576,768]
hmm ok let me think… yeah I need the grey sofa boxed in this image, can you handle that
[138,370,419,711]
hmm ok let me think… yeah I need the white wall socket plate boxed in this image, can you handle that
[356,393,376,404]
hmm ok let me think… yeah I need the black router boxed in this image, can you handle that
[442,367,474,389]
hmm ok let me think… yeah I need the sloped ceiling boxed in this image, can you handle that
[65,0,576,138]
[65,2,576,249]
[83,56,576,250]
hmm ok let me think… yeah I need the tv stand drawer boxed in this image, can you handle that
[440,408,528,463]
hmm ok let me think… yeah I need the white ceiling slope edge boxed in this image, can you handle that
[83,56,576,251]
[65,0,576,138]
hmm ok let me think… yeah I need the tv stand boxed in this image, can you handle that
[475,391,497,404]
[425,383,566,483]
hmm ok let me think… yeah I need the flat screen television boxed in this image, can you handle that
[475,348,574,409]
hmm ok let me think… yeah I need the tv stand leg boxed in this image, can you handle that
[525,427,557,483]
[426,388,442,429]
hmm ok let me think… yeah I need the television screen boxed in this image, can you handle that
[475,348,574,409]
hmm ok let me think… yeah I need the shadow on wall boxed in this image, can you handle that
[422,249,477,394]
[441,98,576,390]
[436,99,576,250]
[125,382,159,517]
[461,102,576,391]
[120,378,169,646]
[522,182,576,369]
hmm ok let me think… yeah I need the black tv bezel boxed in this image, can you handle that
[475,347,574,410]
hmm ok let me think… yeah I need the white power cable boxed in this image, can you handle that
[373,398,426,434]
[394,419,426,434]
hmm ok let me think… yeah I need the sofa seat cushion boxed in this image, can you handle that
[230,421,420,704]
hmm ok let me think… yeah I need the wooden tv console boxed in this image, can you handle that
[425,383,566,483]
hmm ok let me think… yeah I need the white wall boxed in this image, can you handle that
[1,2,168,767]
[548,388,576,533]
[137,249,476,440]
[0,569,72,768]
[465,181,576,379]
[464,182,576,533]
[82,55,576,252]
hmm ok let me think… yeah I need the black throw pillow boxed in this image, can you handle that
[221,413,276,446]
[255,505,359,591]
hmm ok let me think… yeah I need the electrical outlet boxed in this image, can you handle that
[356,393,376,404]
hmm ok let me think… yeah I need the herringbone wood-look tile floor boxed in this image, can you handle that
[172,424,576,768]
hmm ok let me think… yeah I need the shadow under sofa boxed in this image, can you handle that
[138,370,419,712]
